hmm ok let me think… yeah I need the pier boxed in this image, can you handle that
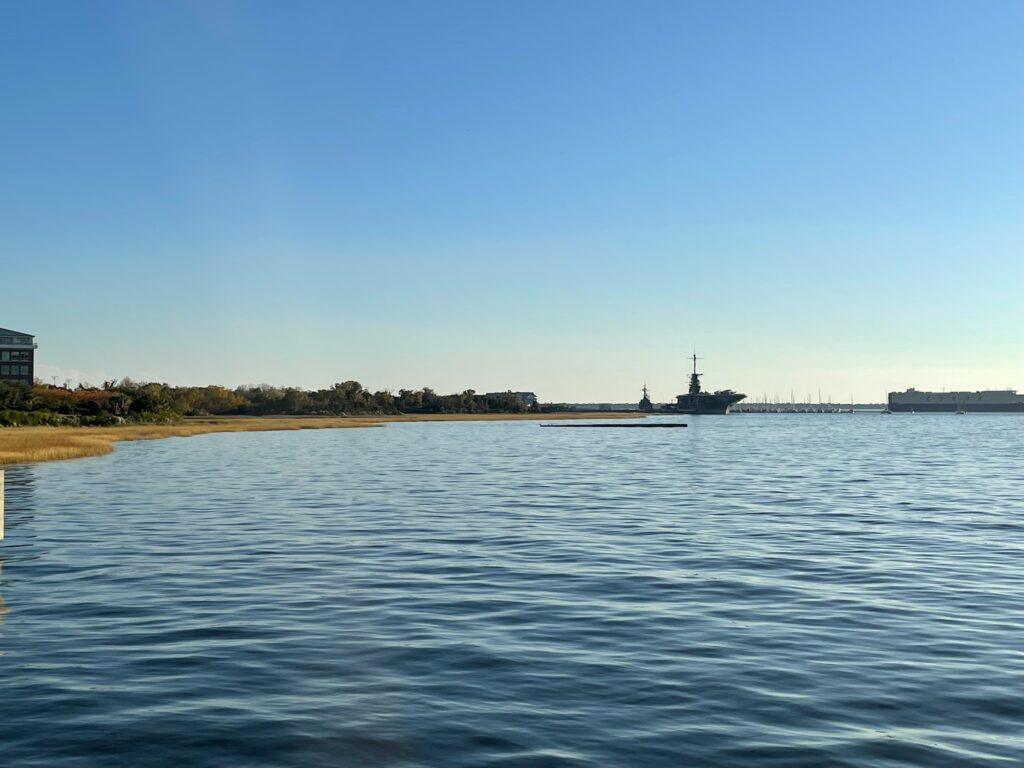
[541,423,688,428]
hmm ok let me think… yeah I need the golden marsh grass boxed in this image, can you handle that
[0,412,639,466]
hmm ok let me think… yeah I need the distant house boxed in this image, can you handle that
[0,327,36,386]
[485,391,538,406]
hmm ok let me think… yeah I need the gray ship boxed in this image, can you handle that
[638,383,654,412]
[664,355,745,414]
[888,388,1024,412]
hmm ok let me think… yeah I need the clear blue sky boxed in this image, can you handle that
[3,1,1022,401]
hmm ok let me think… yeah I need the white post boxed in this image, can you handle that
[0,469,4,541]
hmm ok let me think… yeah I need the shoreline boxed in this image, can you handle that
[0,412,641,466]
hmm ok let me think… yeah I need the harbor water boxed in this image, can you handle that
[1,415,1022,766]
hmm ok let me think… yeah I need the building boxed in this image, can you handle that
[0,327,36,386]
[485,391,538,406]
[888,387,1024,412]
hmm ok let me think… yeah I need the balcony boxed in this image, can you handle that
[0,336,36,348]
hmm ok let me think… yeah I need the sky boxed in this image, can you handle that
[2,1,1022,402]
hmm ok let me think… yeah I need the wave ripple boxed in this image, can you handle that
[1,415,1023,767]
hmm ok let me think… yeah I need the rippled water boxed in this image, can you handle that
[1,415,1023,767]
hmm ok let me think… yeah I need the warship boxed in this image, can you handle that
[638,383,654,412]
[665,355,746,414]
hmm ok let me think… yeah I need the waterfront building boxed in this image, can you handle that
[0,327,36,386]
[888,387,1024,412]
[485,391,538,406]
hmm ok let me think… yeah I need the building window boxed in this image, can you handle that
[1,365,9,375]
[0,352,8,361]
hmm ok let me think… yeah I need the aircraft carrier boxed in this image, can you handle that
[662,355,746,415]
[888,388,1024,412]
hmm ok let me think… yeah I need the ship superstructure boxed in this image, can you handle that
[888,388,1024,412]
[638,383,654,412]
[666,355,745,414]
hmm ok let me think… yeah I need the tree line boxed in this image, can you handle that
[0,379,543,426]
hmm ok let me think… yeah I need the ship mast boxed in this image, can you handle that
[689,352,702,397]
[639,381,654,412]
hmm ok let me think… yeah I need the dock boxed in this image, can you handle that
[541,423,687,428]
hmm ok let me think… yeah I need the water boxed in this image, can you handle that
[1,415,1022,767]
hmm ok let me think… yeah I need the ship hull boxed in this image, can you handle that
[666,393,746,415]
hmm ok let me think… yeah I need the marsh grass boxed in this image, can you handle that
[0,412,638,466]
[0,417,377,466]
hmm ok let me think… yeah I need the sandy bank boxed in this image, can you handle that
[0,412,640,466]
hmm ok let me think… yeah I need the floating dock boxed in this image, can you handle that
[541,423,687,428]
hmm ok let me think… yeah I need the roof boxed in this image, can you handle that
[0,327,34,337]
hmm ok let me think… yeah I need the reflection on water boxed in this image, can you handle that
[1,465,36,533]
[0,467,34,657]
[0,418,1023,767]
[0,559,7,655]
[0,560,7,616]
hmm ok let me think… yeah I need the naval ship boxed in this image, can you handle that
[888,388,1024,412]
[663,355,746,414]
[638,384,655,412]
